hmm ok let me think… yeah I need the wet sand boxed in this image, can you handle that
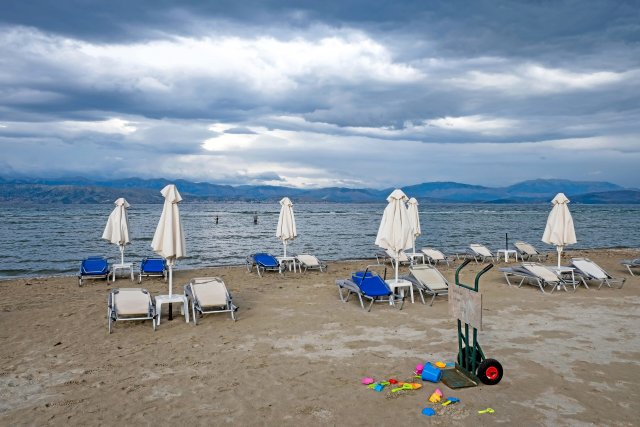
[0,248,639,426]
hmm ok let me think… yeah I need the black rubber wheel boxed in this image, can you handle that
[477,358,503,385]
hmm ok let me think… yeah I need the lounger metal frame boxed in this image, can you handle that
[78,256,110,287]
[184,277,237,324]
[421,248,452,267]
[296,254,327,272]
[571,258,626,289]
[468,244,495,263]
[138,257,167,283]
[107,288,156,333]
[621,259,640,276]
[402,265,450,305]
[499,263,573,293]
[513,241,547,262]
[335,265,404,311]
[246,253,283,277]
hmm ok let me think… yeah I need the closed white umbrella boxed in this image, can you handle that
[151,184,186,296]
[102,198,130,265]
[276,197,297,257]
[375,189,413,283]
[542,193,577,267]
[406,197,421,255]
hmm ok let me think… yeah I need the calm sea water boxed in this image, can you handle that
[1,202,639,279]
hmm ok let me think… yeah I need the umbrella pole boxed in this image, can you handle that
[284,241,287,258]
[395,253,399,283]
[119,245,124,265]
[168,263,173,321]
[557,246,562,268]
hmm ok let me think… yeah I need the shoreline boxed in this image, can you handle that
[1,247,638,282]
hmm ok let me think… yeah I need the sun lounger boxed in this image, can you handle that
[469,244,495,263]
[421,248,451,267]
[402,265,449,305]
[513,241,547,262]
[296,254,327,272]
[335,265,404,311]
[246,253,282,277]
[138,257,167,283]
[620,258,640,276]
[78,256,110,286]
[107,288,156,333]
[570,258,625,289]
[184,277,237,324]
[376,249,411,267]
[499,262,570,293]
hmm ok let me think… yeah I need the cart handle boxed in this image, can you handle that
[455,258,494,292]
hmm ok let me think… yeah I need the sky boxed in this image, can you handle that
[1,0,639,189]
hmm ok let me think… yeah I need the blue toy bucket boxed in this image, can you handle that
[421,363,442,383]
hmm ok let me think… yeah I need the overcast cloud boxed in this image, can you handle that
[1,0,639,188]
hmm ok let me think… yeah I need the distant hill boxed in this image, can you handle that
[0,176,637,204]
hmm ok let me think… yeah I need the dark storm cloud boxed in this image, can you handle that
[0,0,638,187]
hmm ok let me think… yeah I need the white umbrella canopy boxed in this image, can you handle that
[542,193,577,267]
[151,184,186,296]
[276,197,297,257]
[102,197,130,265]
[375,189,413,283]
[406,197,421,255]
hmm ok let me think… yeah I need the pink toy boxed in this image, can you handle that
[361,377,375,385]
[415,364,424,375]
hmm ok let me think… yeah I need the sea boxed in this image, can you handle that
[1,202,639,279]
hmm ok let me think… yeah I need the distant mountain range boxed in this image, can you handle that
[0,176,638,204]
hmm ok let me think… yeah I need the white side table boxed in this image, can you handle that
[386,278,414,304]
[496,249,518,263]
[110,262,135,282]
[155,294,190,325]
[277,256,298,273]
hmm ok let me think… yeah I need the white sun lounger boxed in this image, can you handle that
[375,248,412,267]
[469,244,495,263]
[499,262,570,293]
[296,254,327,272]
[402,265,449,305]
[420,248,451,267]
[513,241,547,262]
[570,258,625,289]
[107,288,156,333]
[184,277,237,324]
[620,259,640,276]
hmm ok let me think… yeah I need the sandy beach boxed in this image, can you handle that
[1,248,639,426]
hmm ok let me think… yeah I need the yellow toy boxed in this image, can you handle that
[428,388,443,403]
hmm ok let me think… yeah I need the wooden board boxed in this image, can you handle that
[448,285,482,330]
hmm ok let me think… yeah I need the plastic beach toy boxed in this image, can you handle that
[361,377,375,385]
[421,363,442,383]
[421,407,436,417]
[478,408,495,414]
[442,397,460,406]
[435,361,446,368]
[415,364,424,375]
[428,388,443,403]
[391,383,422,393]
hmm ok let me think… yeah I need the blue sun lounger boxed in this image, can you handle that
[246,253,282,277]
[138,257,167,283]
[78,256,110,286]
[335,265,404,311]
